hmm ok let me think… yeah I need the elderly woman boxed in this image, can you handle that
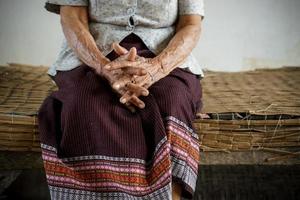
[38,0,205,199]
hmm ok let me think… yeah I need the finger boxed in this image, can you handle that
[104,60,140,70]
[120,91,145,109]
[123,67,147,76]
[130,95,145,109]
[143,83,151,89]
[112,76,131,90]
[127,47,137,61]
[112,42,128,55]
[125,102,136,113]
[120,91,132,104]
[126,83,149,97]
[134,75,152,88]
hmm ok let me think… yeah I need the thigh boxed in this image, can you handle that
[41,65,158,159]
[148,68,203,124]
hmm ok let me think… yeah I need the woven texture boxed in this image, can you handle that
[0,64,55,151]
[0,64,56,115]
[201,67,300,115]
[0,64,299,162]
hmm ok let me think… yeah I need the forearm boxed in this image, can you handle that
[60,6,109,72]
[154,17,202,75]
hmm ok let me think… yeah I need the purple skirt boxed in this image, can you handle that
[38,33,203,200]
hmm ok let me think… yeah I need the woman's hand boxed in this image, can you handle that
[104,50,167,106]
[105,15,203,106]
[94,44,150,110]
[59,6,149,112]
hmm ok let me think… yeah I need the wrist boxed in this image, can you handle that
[146,59,167,83]
[92,57,110,75]
[152,54,171,75]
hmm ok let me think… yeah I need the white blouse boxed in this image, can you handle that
[45,0,205,78]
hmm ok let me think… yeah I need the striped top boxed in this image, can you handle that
[45,0,205,77]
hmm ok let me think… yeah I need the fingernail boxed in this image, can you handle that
[120,98,126,103]
[113,84,120,90]
[104,65,111,69]
[142,91,148,96]
[130,108,136,113]
[140,104,145,108]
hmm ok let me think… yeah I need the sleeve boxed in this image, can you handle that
[45,0,88,14]
[178,0,205,18]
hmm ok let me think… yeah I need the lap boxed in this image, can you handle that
[51,65,202,126]
[38,65,201,197]
[53,66,201,104]
[148,68,203,123]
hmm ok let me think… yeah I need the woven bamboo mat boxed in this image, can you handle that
[201,67,300,115]
[198,67,300,161]
[0,64,55,152]
[0,64,299,162]
[0,63,56,116]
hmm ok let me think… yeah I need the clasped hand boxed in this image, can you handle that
[95,43,164,112]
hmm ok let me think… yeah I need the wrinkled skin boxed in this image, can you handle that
[60,6,148,111]
[60,6,202,113]
[106,15,203,110]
